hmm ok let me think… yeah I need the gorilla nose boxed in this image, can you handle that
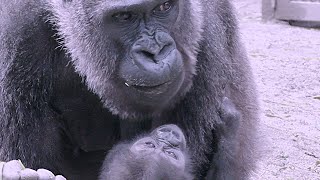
[154,124,186,150]
[132,43,172,65]
[135,49,158,63]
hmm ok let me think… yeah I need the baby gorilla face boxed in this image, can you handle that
[99,124,193,180]
[130,124,187,170]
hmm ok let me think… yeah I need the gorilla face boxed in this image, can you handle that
[109,1,185,107]
[130,125,187,170]
[49,0,203,117]
[98,124,192,180]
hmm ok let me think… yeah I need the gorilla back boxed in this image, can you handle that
[0,0,258,179]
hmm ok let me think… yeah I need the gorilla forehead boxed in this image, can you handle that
[87,0,178,11]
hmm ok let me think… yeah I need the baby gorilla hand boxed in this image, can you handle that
[0,160,66,180]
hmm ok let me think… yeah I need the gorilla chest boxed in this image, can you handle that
[52,88,152,152]
[54,96,121,152]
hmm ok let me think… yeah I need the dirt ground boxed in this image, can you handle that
[232,0,320,180]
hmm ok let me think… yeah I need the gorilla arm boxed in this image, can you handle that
[0,0,66,176]
[205,97,242,179]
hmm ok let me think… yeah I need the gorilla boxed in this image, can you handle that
[99,99,241,180]
[99,124,193,180]
[0,0,259,179]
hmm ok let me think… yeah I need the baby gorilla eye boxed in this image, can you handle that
[153,1,173,13]
[145,142,156,148]
[112,12,133,22]
[165,150,177,159]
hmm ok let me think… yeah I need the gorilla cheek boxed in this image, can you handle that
[159,150,186,170]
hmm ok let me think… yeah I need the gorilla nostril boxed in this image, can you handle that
[158,125,183,142]
[160,44,171,54]
[151,125,187,150]
[172,131,180,139]
[158,128,180,140]
[141,50,154,58]
[136,50,159,63]
[159,127,171,133]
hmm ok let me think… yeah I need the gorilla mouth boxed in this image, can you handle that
[131,82,169,92]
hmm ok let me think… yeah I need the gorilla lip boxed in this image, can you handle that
[125,68,184,94]
[129,81,169,92]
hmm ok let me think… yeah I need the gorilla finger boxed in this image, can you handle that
[2,160,25,180]
[3,160,25,171]
[2,171,20,180]
[55,175,66,180]
[20,168,39,180]
[0,162,4,177]
[37,169,55,180]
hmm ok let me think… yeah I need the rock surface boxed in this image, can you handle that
[232,0,320,179]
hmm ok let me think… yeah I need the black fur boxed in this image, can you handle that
[0,0,258,179]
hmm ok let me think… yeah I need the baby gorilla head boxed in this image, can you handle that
[130,125,188,173]
[99,125,193,180]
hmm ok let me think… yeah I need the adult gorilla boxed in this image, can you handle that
[0,0,258,179]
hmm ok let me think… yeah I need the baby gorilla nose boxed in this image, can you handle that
[153,124,187,150]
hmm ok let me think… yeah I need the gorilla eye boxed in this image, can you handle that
[145,142,156,148]
[112,12,134,22]
[153,1,173,13]
[165,150,177,159]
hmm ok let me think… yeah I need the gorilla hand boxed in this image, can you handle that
[205,97,243,180]
[0,160,66,180]
[219,97,241,138]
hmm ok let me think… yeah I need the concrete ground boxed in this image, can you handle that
[232,0,320,179]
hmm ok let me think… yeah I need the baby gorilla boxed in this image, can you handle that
[99,125,193,180]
